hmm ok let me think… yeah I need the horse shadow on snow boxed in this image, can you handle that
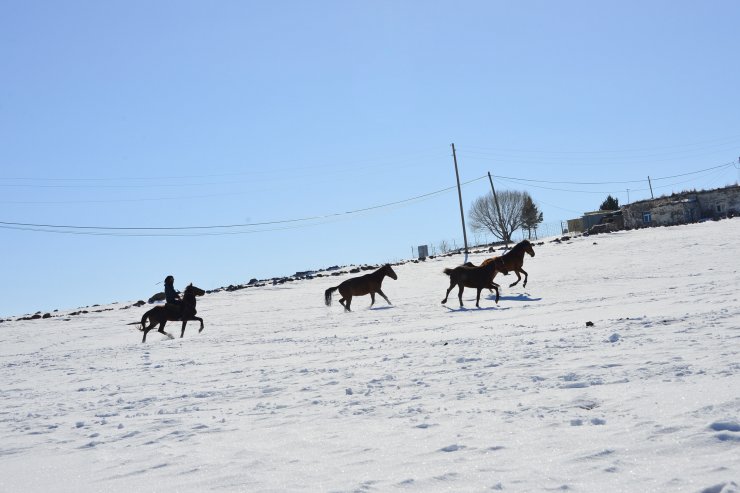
[443,293,542,312]
[498,293,542,302]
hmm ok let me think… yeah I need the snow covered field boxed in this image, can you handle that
[1,220,739,493]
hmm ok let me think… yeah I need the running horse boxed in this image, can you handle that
[491,239,536,288]
[139,284,206,342]
[324,264,398,312]
[442,257,508,308]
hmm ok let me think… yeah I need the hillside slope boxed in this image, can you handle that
[1,220,739,492]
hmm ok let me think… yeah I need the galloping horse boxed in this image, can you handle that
[442,257,508,308]
[491,239,536,288]
[325,264,398,312]
[140,284,205,342]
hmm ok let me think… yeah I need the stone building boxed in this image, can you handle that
[622,184,740,229]
[567,210,623,233]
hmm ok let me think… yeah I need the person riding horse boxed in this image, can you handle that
[164,275,182,316]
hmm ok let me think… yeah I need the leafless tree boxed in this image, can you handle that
[468,190,529,245]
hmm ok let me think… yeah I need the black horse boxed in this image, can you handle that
[325,264,398,312]
[442,257,507,308]
[140,284,205,342]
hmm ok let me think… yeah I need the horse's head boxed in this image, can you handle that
[522,240,535,257]
[184,284,206,297]
[383,264,398,280]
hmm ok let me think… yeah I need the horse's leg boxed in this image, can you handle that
[377,288,391,305]
[489,270,501,293]
[181,320,187,338]
[442,279,456,304]
[344,295,352,312]
[520,268,529,288]
[457,284,465,308]
[370,292,376,307]
[476,287,483,308]
[338,298,346,310]
[196,317,204,333]
[493,283,500,304]
[509,270,522,288]
[158,320,173,339]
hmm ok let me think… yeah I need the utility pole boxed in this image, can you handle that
[627,188,630,204]
[487,171,508,246]
[647,176,654,199]
[451,143,469,257]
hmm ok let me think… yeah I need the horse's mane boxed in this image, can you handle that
[508,240,530,254]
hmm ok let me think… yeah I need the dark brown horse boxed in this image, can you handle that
[442,257,508,308]
[492,239,536,288]
[325,264,398,312]
[140,284,206,342]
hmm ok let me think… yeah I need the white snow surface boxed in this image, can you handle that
[1,220,739,493]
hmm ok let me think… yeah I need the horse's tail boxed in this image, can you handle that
[443,268,454,276]
[140,310,153,331]
[325,286,338,306]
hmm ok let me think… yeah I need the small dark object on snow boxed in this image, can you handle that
[586,321,594,327]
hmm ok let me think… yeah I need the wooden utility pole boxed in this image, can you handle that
[451,143,469,256]
[648,176,654,199]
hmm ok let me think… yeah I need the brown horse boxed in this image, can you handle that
[140,284,206,342]
[325,264,398,312]
[442,257,508,308]
[492,239,536,288]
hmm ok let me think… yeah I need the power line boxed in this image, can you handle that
[491,162,734,186]
[459,133,740,154]
[0,176,488,235]
[1,159,736,236]
[0,149,446,185]
[495,163,734,195]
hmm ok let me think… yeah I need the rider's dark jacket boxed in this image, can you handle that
[165,283,180,304]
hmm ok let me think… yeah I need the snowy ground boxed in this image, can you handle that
[1,220,739,493]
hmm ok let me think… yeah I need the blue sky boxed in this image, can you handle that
[2,0,739,317]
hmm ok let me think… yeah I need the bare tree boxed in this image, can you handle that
[468,190,528,245]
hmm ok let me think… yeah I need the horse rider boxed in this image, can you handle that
[164,275,181,315]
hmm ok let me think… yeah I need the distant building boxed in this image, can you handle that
[567,210,623,233]
[567,218,583,233]
[622,184,740,228]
